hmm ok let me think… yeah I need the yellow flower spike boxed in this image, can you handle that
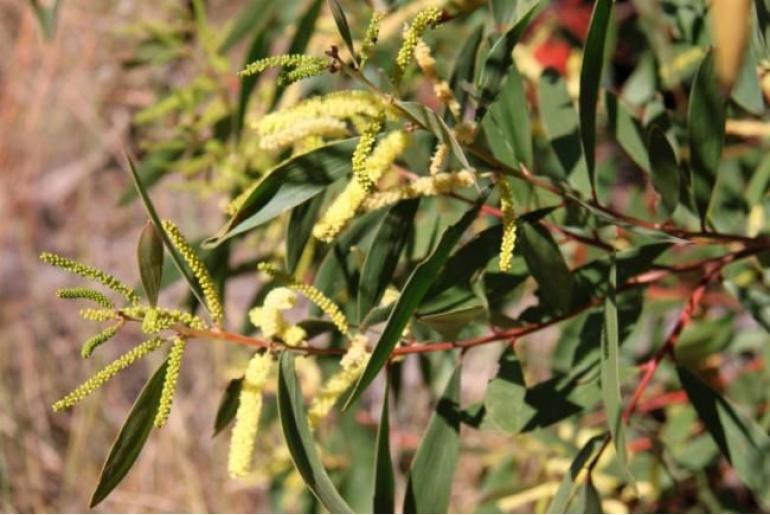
[498,177,517,272]
[41,252,139,305]
[52,337,165,411]
[434,81,461,118]
[308,334,370,428]
[79,308,118,322]
[56,287,115,309]
[239,54,328,85]
[254,91,386,136]
[258,264,349,336]
[429,143,449,176]
[313,130,408,242]
[264,287,298,311]
[351,116,384,193]
[360,12,384,66]
[81,324,121,358]
[282,325,307,346]
[361,170,475,211]
[154,336,187,428]
[161,220,224,325]
[249,288,307,345]
[395,7,444,77]
[414,38,438,78]
[228,352,274,478]
[258,117,348,151]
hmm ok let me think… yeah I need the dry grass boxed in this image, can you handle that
[0,2,269,511]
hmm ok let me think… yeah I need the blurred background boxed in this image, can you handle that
[0,1,257,511]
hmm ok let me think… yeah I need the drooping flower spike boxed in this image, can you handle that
[258,263,349,336]
[395,7,444,78]
[497,177,518,273]
[359,11,384,67]
[154,336,187,428]
[249,287,307,346]
[56,287,115,309]
[52,337,166,411]
[228,352,274,478]
[361,170,475,212]
[81,324,121,359]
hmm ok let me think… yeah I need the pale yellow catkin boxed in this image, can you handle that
[81,324,121,358]
[308,334,370,428]
[248,287,307,345]
[56,287,115,309]
[361,170,475,211]
[162,221,224,324]
[313,130,408,242]
[52,337,165,411]
[258,263,349,336]
[396,7,444,76]
[228,352,273,478]
[258,117,348,151]
[498,177,517,272]
[154,336,187,428]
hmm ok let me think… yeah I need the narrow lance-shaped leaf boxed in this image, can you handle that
[476,1,541,120]
[688,50,726,227]
[518,220,574,314]
[345,196,487,409]
[403,364,462,514]
[447,23,484,116]
[579,0,614,196]
[581,478,603,514]
[127,155,208,310]
[212,377,243,437]
[90,360,169,507]
[285,192,325,274]
[137,221,164,307]
[647,126,680,217]
[277,352,354,514]
[483,61,533,169]
[358,199,419,322]
[677,365,770,510]
[547,434,606,513]
[328,0,358,65]
[538,69,588,180]
[373,382,395,514]
[204,139,357,248]
[600,257,630,477]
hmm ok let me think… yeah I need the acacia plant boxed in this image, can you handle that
[42,0,770,512]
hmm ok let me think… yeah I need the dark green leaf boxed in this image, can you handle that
[581,478,603,514]
[127,155,208,310]
[358,199,419,322]
[483,61,533,169]
[90,360,168,507]
[605,91,649,172]
[647,126,680,216]
[137,221,164,307]
[27,0,61,39]
[518,221,574,313]
[600,257,629,476]
[547,435,606,513]
[345,198,486,408]
[328,0,358,65]
[277,352,354,513]
[373,383,395,514]
[490,0,517,27]
[538,69,588,179]
[677,366,770,509]
[404,365,462,514]
[204,139,357,248]
[396,101,472,169]
[213,377,243,437]
[579,0,614,192]
[483,347,527,432]
[476,1,540,120]
[448,23,484,116]
[688,50,726,226]
[219,0,274,53]
[286,192,325,274]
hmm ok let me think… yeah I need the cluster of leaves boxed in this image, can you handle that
[44,0,770,512]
